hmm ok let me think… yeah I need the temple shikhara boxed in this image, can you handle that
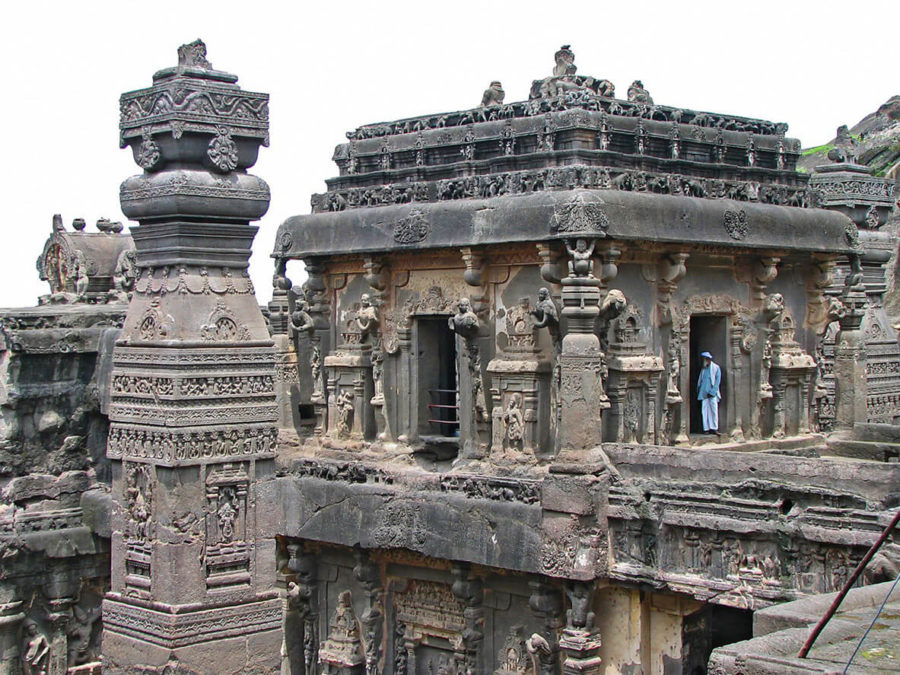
[1,41,898,675]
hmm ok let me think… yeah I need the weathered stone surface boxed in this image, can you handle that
[1,42,898,675]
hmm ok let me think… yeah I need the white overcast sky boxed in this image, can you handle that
[0,0,896,308]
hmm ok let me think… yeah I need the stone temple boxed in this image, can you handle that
[0,42,898,674]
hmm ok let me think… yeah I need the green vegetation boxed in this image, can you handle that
[802,144,833,156]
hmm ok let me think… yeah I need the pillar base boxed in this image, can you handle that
[101,597,282,675]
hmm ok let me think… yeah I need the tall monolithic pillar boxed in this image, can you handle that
[101,41,281,673]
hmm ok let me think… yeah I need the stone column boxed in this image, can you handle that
[103,41,281,672]
[451,564,484,675]
[528,579,563,675]
[45,598,73,675]
[834,270,868,430]
[0,599,24,675]
[353,550,383,675]
[303,259,330,437]
[557,237,606,458]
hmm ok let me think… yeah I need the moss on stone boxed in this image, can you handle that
[802,143,833,156]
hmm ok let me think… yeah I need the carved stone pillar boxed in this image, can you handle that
[363,258,392,443]
[557,237,606,458]
[283,544,319,675]
[528,579,563,675]
[451,564,484,675]
[395,324,413,443]
[46,597,73,675]
[0,599,24,675]
[559,582,602,675]
[304,259,331,437]
[353,550,383,675]
[834,271,869,430]
[103,41,281,672]
[449,297,489,459]
[729,320,746,442]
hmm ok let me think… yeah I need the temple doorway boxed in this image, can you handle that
[689,315,727,435]
[415,317,459,438]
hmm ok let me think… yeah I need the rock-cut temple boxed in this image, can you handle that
[0,41,898,675]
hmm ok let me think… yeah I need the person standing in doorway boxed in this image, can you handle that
[697,351,721,434]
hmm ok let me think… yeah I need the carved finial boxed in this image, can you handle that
[177,39,213,70]
[481,81,505,107]
[553,45,577,78]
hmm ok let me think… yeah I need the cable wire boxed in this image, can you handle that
[843,571,900,674]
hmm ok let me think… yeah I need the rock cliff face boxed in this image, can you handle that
[801,96,900,323]
[799,95,900,180]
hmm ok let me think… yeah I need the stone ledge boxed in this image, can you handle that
[102,596,281,648]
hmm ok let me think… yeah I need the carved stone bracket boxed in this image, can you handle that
[657,252,688,325]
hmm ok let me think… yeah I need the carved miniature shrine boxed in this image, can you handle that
[0,42,897,675]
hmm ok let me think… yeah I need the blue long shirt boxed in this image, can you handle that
[697,361,721,401]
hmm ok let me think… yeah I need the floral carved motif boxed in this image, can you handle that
[551,194,609,235]
[392,210,430,244]
[723,209,749,240]
[207,127,239,172]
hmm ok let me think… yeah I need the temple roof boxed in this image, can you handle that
[277,189,857,260]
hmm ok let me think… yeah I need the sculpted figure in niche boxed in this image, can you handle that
[290,298,315,335]
[73,252,89,300]
[67,603,101,666]
[371,349,384,398]
[355,293,379,342]
[481,81,505,107]
[566,238,595,278]
[337,390,355,436]
[217,486,239,543]
[530,287,560,352]
[22,620,50,675]
[111,249,137,301]
[504,393,525,445]
[310,346,323,396]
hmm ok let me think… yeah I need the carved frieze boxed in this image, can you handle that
[107,424,277,463]
[313,166,811,213]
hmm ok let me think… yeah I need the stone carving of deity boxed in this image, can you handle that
[355,293,379,343]
[504,393,525,445]
[530,287,560,353]
[22,621,49,675]
[337,390,355,436]
[290,299,315,336]
[310,346,323,397]
[217,487,239,543]
[565,238,595,278]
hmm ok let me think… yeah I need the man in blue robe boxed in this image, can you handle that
[697,351,721,434]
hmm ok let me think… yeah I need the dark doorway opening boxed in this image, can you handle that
[416,317,459,437]
[689,315,727,434]
[681,604,753,675]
